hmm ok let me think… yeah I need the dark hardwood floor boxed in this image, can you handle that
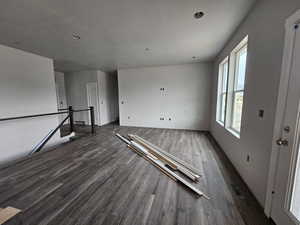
[0,125,270,225]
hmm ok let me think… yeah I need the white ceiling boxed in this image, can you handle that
[0,0,256,72]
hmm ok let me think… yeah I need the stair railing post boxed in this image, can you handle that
[90,106,95,134]
[69,106,74,133]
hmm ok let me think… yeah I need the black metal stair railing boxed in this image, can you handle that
[0,106,96,154]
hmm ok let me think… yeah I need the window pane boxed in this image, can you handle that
[236,48,247,91]
[220,93,226,123]
[222,62,228,92]
[217,59,228,124]
[290,143,300,222]
[232,91,243,132]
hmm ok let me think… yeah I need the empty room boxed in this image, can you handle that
[1,0,300,224]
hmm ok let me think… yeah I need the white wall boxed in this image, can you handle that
[210,0,300,206]
[97,71,119,125]
[118,63,212,130]
[0,44,61,164]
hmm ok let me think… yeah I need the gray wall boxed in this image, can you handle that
[65,70,98,124]
[210,0,300,206]
[118,63,212,130]
[97,71,119,125]
[65,70,118,126]
[0,44,61,164]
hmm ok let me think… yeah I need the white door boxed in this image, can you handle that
[87,82,100,125]
[271,23,300,225]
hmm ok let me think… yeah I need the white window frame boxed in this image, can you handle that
[226,36,248,137]
[216,57,229,125]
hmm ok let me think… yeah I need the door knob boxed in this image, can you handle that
[276,138,288,146]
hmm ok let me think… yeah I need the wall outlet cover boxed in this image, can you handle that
[246,155,250,162]
[258,109,264,118]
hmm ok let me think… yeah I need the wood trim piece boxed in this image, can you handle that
[0,207,21,224]
[131,134,201,176]
[127,145,175,180]
[129,135,178,170]
[130,135,200,182]
[123,136,207,198]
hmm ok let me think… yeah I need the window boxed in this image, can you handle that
[215,36,248,138]
[228,37,248,134]
[216,57,228,125]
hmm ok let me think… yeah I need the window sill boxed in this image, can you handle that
[226,127,240,139]
[216,120,225,127]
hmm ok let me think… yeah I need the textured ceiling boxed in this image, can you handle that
[0,0,256,72]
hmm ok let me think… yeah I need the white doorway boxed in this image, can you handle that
[87,82,100,125]
[54,72,68,124]
[55,84,66,123]
[266,10,300,225]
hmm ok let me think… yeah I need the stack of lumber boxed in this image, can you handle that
[115,133,209,199]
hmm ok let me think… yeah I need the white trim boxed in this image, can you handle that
[220,56,229,65]
[286,211,300,225]
[216,120,225,127]
[86,82,100,126]
[226,127,240,139]
[226,36,248,135]
[216,57,229,124]
[264,9,300,217]
[231,35,248,54]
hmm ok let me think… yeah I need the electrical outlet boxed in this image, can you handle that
[246,154,250,163]
[258,109,264,118]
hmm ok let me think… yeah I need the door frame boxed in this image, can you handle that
[265,9,300,217]
[86,82,100,126]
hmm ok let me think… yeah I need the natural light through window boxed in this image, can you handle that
[231,45,247,132]
[229,37,248,134]
[290,143,300,222]
[216,58,228,125]
[215,36,248,137]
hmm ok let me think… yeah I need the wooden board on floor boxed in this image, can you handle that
[0,207,21,224]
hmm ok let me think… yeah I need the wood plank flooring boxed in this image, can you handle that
[0,125,270,225]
